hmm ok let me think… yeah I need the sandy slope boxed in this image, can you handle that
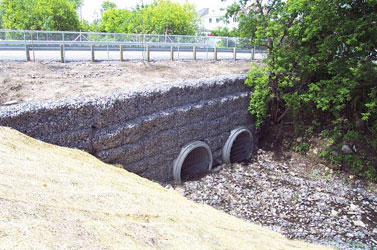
[0,126,333,250]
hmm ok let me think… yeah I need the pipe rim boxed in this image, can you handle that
[173,141,213,183]
[222,127,253,164]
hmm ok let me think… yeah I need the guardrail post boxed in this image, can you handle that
[214,47,218,61]
[206,38,209,60]
[62,32,65,62]
[120,45,124,61]
[177,36,180,60]
[233,47,237,61]
[91,45,95,62]
[170,46,174,61]
[60,44,65,63]
[25,45,30,62]
[146,45,150,62]
[193,46,196,61]
[106,34,109,61]
[251,46,255,60]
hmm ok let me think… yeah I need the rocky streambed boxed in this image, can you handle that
[167,149,377,250]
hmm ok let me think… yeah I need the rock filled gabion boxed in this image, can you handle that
[0,74,255,182]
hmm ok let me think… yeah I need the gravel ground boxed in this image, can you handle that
[168,149,377,250]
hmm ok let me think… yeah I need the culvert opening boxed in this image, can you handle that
[222,127,253,164]
[173,141,213,183]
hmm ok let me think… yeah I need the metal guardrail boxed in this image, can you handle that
[0,29,253,49]
[0,29,267,61]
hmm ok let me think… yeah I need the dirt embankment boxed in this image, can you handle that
[0,126,333,250]
[0,60,252,105]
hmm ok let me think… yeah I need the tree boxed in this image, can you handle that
[145,0,198,35]
[229,0,377,180]
[100,1,117,15]
[68,0,82,9]
[99,0,199,35]
[0,0,80,31]
[100,8,132,33]
[228,0,377,129]
[0,4,3,28]
[80,19,100,32]
[210,27,239,37]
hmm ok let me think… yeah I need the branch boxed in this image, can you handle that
[277,31,287,47]
[255,0,264,16]
[277,107,289,123]
[276,70,309,124]
[267,0,278,15]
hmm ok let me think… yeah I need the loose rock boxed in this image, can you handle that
[342,144,353,153]
[176,150,377,250]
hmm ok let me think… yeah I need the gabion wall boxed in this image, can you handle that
[0,74,255,183]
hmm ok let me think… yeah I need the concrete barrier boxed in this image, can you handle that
[0,74,256,183]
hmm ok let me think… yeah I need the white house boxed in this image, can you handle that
[197,0,238,32]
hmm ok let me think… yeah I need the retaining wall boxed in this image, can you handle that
[0,74,255,183]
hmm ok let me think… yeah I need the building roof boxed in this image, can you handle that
[197,8,209,17]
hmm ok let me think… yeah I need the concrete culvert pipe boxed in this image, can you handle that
[173,141,213,183]
[222,127,253,164]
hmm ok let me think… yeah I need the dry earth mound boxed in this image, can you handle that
[0,126,332,250]
[0,61,252,105]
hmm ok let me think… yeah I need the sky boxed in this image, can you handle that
[81,0,219,22]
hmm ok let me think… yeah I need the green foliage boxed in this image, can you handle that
[233,0,377,181]
[362,87,377,134]
[145,0,198,35]
[343,130,362,142]
[211,27,239,37]
[233,0,377,130]
[245,63,270,128]
[319,147,375,181]
[318,125,377,181]
[68,0,82,9]
[99,0,199,35]
[319,147,342,166]
[225,2,257,39]
[0,0,80,31]
[365,164,377,182]
[293,142,309,155]
[0,4,3,28]
[100,1,117,15]
[79,20,100,32]
[211,27,245,48]
[100,9,133,33]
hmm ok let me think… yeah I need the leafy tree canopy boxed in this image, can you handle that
[145,0,198,35]
[0,4,3,28]
[227,0,377,129]
[68,0,82,9]
[79,19,100,32]
[229,0,377,180]
[100,8,132,33]
[100,0,199,35]
[0,0,80,31]
[210,27,239,37]
[100,1,117,15]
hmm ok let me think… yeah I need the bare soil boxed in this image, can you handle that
[0,60,252,105]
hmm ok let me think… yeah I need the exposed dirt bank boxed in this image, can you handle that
[0,60,252,105]
[0,126,333,250]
